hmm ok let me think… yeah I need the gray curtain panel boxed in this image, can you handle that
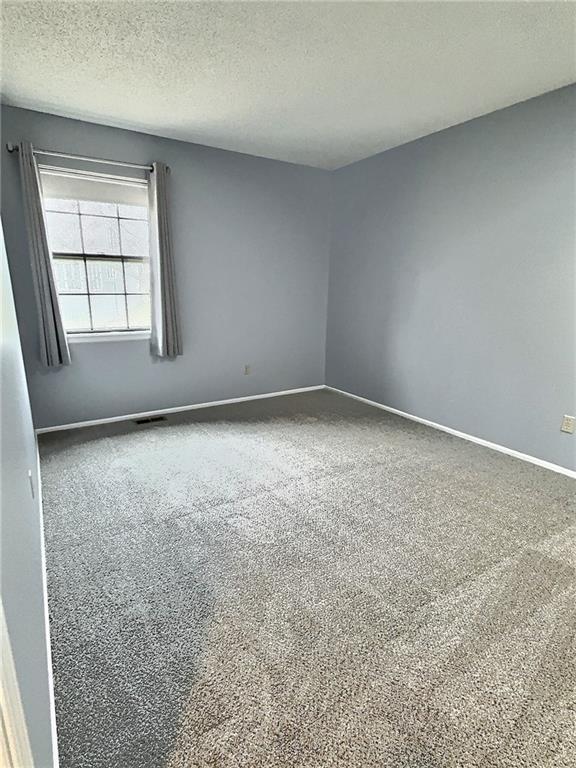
[148,162,182,358]
[18,142,71,367]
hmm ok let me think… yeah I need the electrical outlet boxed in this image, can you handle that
[561,415,575,434]
[244,364,251,375]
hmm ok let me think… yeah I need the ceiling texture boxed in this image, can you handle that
[1,1,575,169]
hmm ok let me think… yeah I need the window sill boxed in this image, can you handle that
[67,331,151,344]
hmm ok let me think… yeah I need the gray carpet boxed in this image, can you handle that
[39,390,575,768]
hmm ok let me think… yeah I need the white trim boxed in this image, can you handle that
[34,439,60,767]
[35,385,324,434]
[326,386,576,479]
[0,449,60,768]
[35,382,575,477]
[0,603,34,768]
[67,330,150,344]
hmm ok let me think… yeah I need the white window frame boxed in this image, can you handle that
[67,330,150,344]
[40,168,152,340]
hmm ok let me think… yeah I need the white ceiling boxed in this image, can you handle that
[2,1,575,169]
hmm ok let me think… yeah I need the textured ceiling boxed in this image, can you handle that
[1,1,575,169]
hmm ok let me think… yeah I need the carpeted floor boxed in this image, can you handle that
[40,390,575,768]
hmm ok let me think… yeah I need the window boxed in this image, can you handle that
[40,169,151,335]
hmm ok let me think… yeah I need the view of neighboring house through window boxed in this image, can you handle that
[40,168,151,334]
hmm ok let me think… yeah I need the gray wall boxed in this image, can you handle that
[2,90,575,469]
[327,86,576,471]
[1,106,331,428]
[1,222,56,766]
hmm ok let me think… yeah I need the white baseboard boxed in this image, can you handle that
[326,386,576,479]
[35,385,325,435]
[35,383,575,479]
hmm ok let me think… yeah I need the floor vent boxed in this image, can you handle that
[134,415,167,425]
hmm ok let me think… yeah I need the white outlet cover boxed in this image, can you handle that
[561,415,575,434]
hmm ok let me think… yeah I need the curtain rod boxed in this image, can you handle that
[5,142,153,171]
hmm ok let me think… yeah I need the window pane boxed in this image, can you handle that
[79,201,118,216]
[120,219,148,256]
[81,215,120,254]
[44,198,78,213]
[59,295,91,332]
[124,261,149,293]
[45,212,82,253]
[118,204,148,220]
[86,259,124,293]
[91,295,128,330]
[127,295,151,329]
[53,258,87,293]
